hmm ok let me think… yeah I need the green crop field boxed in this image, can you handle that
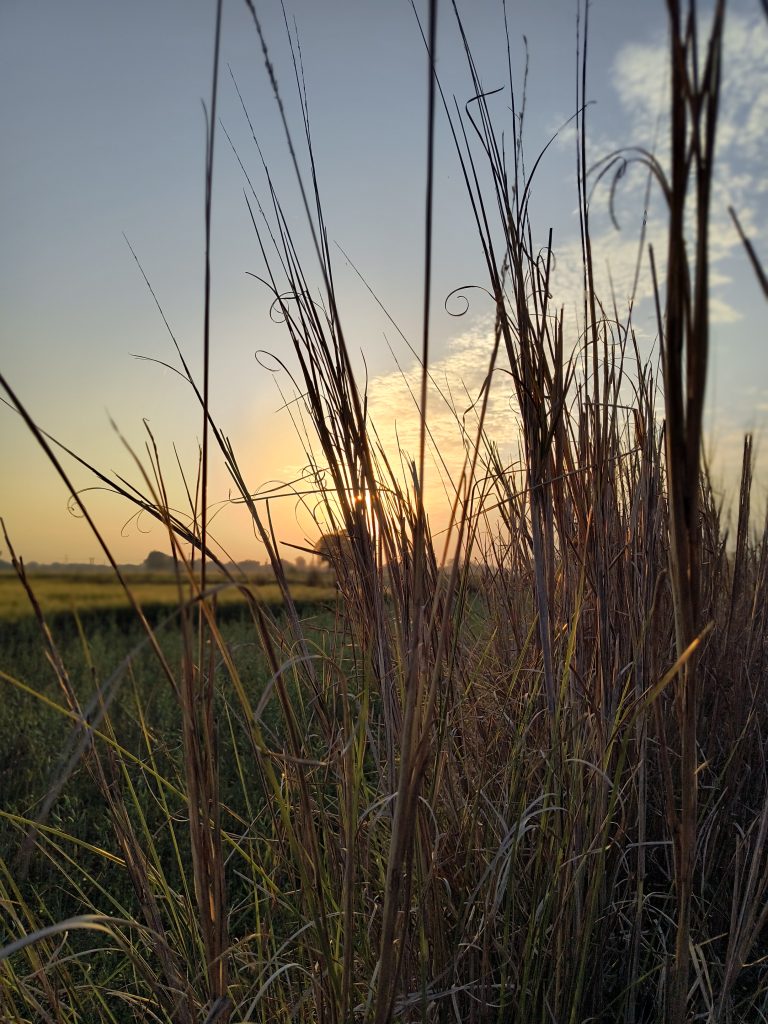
[0,599,340,990]
[0,569,336,621]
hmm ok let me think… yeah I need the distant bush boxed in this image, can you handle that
[143,550,174,571]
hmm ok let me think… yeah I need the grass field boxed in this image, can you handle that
[2,3,767,1023]
[0,601,342,1019]
[0,569,336,621]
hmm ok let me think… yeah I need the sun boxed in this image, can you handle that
[353,490,374,519]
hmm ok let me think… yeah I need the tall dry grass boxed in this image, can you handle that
[2,1,767,1022]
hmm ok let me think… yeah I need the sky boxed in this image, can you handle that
[1,0,766,565]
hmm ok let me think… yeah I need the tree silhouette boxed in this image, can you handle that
[144,550,174,572]
[315,531,354,572]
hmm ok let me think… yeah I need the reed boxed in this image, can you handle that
[1,1,766,1021]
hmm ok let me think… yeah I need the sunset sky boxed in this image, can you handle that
[1,1,766,565]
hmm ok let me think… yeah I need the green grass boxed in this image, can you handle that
[1,606,331,881]
[0,569,336,621]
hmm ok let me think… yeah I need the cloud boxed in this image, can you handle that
[709,295,742,325]
[600,9,768,282]
[703,398,767,520]
[360,9,767,514]
[366,319,523,497]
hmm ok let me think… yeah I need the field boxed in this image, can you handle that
[2,3,767,1024]
[0,569,336,621]
[0,598,349,1024]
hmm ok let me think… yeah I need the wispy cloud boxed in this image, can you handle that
[597,8,767,293]
[363,8,767,502]
[366,319,522,498]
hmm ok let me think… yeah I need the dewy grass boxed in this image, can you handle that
[1,1,767,1022]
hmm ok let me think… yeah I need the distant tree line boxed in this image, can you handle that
[143,550,175,571]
